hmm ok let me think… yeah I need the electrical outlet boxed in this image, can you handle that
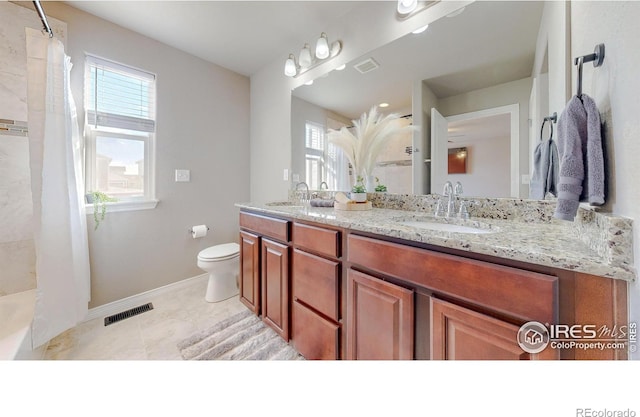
[521,174,530,185]
[292,173,300,182]
[175,169,190,182]
[283,168,289,181]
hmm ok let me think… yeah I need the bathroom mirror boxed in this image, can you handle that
[291,1,568,198]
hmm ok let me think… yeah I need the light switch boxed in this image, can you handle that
[175,169,190,182]
[283,168,289,181]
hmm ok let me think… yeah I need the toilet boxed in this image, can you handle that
[197,243,240,303]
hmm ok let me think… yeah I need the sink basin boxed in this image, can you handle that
[398,220,496,234]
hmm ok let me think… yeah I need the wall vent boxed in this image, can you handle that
[104,303,154,326]
[353,57,380,74]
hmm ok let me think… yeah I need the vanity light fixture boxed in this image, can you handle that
[284,54,297,77]
[299,44,313,68]
[284,32,342,78]
[378,102,390,108]
[396,0,438,20]
[397,0,418,15]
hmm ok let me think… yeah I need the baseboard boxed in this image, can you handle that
[84,274,208,322]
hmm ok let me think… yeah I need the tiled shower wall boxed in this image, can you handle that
[0,2,66,296]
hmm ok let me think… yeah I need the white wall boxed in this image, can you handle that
[571,1,640,359]
[38,2,250,307]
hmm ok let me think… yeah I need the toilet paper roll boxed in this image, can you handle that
[191,224,208,239]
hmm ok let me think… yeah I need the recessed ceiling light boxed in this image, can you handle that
[379,102,390,108]
[335,64,346,71]
[412,24,429,34]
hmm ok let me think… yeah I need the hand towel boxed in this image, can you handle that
[310,198,335,207]
[529,138,559,199]
[553,94,605,221]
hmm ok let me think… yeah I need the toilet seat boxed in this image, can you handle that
[198,243,240,262]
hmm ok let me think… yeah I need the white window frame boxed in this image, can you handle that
[84,55,158,213]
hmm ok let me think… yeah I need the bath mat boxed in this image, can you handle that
[177,309,304,360]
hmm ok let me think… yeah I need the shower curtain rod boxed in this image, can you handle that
[33,0,53,38]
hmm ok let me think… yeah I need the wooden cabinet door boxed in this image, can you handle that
[431,298,558,360]
[261,238,290,340]
[291,300,339,360]
[239,231,260,314]
[346,269,414,360]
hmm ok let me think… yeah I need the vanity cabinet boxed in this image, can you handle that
[290,222,342,359]
[347,233,560,360]
[239,212,291,339]
[239,209,628,360]
[346,269,414,360]
[431,297,556,360]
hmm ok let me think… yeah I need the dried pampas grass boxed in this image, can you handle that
[328,107,415,181]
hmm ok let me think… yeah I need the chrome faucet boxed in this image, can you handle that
[320,181,329,190]
[295,182,310,204]
[435,181,465,218]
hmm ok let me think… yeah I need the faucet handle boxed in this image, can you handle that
[454,181,463,196]
[434,199,445,217]
[458,200,470,219]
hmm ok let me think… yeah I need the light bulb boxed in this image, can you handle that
[316,33,330,59]
[299,44,312,68]
[397,0,418,15]
[284,54,297,77]
[412,24,429,34]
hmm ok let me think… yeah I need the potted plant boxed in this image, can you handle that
[374,177,387,193]
[351,176,367,202]
[86,191,118,230]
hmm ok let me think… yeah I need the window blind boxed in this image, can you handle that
[86,56,156,132]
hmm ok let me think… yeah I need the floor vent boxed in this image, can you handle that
[353,57,380,74]
[104,303,154,326]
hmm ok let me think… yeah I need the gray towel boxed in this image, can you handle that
[554,94,605,221]
[310,198,334,207]
[530,138,559,199]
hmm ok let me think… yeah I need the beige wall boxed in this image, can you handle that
[35,2,250,307]
[571,1,640,359]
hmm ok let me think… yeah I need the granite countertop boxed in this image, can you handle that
[236,200,636,282]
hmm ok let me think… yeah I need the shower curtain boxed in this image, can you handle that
[26,28,90,348]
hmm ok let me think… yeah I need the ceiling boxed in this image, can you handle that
[64,1,361,77]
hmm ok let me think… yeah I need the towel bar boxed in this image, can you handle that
[575,43,605,97]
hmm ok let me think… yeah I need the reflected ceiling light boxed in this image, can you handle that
[397,0,418,15]
[379,102,390,108]
[284,54,297,77]
[305,80,314,86]
[335,64,346,71]
[299,44,313,68]
[284,32,342,78]
[412,24,429,34]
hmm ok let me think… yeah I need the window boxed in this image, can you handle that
[304,120,350,191]
[84,55,157,210]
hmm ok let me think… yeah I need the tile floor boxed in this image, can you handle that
[44,276,246,360]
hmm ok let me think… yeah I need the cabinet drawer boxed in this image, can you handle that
[240,211,289,242]
[291,300,339,360]
[347,234,557,324]
[292,222,340,258]
[292,249,340,321]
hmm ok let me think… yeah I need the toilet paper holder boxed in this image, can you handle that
[188,226,210,234]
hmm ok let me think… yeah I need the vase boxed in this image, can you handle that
[365,175,376,193]
[351,192,367,202]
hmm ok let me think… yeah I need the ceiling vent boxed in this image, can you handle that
[353,57,380,74]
